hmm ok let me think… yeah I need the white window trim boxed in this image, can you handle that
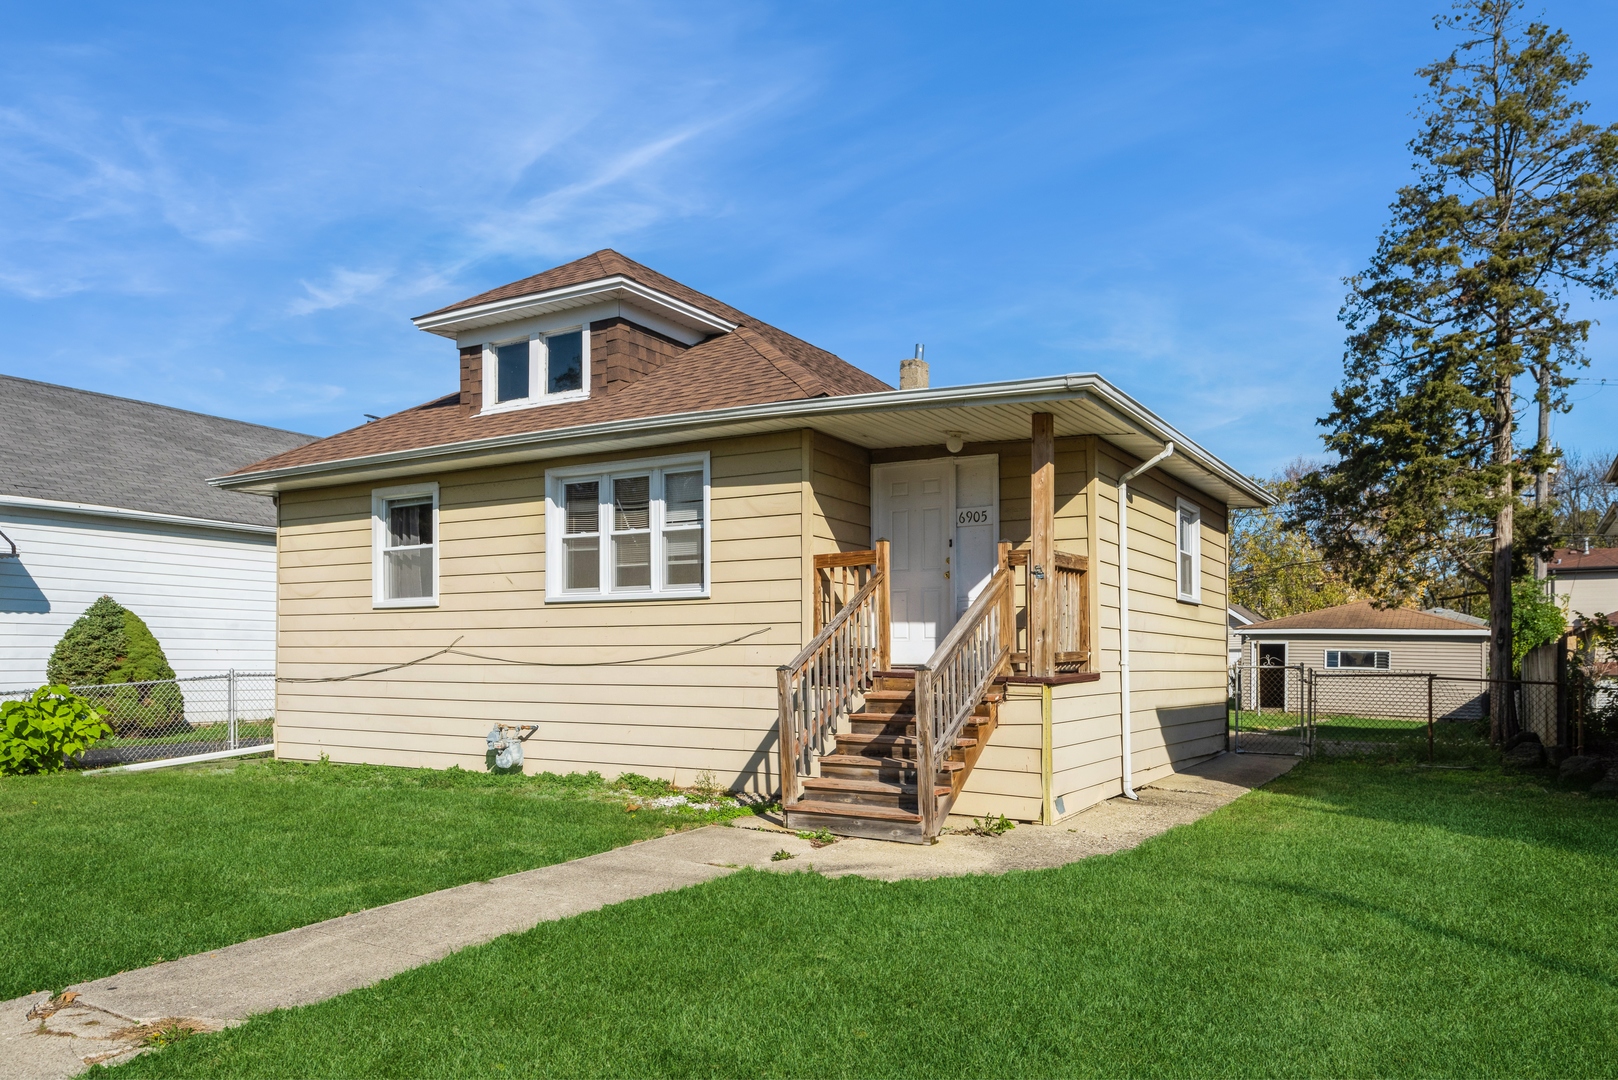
[372,482,440,608]
[481,325,591,415]
[1325,649,1391,670]
[544,452,711,603]
[1175,497,1202,604]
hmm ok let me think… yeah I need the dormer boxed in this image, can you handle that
[413,260,740,416]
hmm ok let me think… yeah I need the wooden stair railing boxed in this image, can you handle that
[1004,548,1090,672]
[915,565,1015,838]
[778,547,888,809]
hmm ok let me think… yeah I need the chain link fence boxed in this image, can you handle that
[1231,662,1556,764]
[1,671,274,768]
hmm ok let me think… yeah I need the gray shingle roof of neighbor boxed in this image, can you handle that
[0,375,316,528]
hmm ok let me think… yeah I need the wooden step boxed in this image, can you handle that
[799,775,951,808]
[818,754,962,784]
[784,799,928,843]
[834,732,977,756]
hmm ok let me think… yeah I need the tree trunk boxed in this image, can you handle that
[1490,375,1517,744]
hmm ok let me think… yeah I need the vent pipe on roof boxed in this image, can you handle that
[900,344,928,390]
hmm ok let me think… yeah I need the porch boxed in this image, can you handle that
[778,413,1101,844]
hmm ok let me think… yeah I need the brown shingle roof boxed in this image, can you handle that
[231,252,891,477]
[1547,546,1618,573]
[1239,601,1485,633]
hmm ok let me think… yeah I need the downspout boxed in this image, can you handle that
[1117,442,1175,800]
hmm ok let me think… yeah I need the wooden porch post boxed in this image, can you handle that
[1030,412,1056,677]
[875,538,892,671]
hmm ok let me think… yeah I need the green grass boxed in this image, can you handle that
[0,757,754,999]
[105,760,1618,1078]
[98,720,276,748]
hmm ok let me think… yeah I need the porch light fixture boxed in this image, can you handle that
[944,432,965,454]
[0,528,15,559]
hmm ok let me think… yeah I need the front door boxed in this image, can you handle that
[876,461,953,665]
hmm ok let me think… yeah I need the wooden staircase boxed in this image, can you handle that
[784,671,1003,843]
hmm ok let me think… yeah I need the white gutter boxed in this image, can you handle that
[1234,627,1489,638]
[211,373,1274,508]
[1117,442,1175,801]
[0,494,276,536]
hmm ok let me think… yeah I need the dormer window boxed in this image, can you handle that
[485,328,588,411]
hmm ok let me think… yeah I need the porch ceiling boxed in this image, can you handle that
[214,374,1273,509]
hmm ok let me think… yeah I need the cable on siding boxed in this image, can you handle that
[276,627,772,683]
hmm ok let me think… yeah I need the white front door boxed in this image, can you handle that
[876,461,953,665]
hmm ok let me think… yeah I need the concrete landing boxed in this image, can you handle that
[2,750,1296,1078]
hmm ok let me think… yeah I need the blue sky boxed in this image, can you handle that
[3,1,1617,477]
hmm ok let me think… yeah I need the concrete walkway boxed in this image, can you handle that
[2,751,1297,1078]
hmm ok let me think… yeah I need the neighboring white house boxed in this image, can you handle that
[0,376,314,689]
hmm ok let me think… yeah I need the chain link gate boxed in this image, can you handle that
[1230,660,1312,756]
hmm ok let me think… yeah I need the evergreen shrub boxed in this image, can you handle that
[46,597,186,734]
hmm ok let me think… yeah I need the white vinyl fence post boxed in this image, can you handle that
[228,669,237,751]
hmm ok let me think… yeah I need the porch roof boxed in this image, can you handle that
[211,373,1274,509]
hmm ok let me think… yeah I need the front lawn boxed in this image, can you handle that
[110,760,1618,1078]
[0,757,745,999]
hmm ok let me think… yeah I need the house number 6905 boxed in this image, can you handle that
[956,509,990,525]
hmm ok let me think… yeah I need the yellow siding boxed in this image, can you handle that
[951,686,1045,823]
[274,431,808,792]
[809,432,872,555]
[275,423,1234,814]
[1075,441,1229,798]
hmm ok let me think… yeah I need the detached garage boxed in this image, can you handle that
[1233,600,1491,719]
[1233,600,1489,676]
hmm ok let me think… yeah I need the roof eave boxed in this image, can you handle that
[211,373,1276,508]
[411,276,740,339]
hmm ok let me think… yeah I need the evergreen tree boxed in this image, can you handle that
[1294,0,1618,740]
[47,596,177,687]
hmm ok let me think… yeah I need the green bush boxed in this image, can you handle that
[47,596,177,687]
[0,686,113,775]
[1511,579,1567,673]
[47,597,184,733]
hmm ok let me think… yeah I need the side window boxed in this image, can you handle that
[1328,650,1390,669]
[1176,498,1201,603]
[373,484,439,607]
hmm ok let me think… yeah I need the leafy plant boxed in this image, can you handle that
[613,772,676,798]
[1511,578,1567,672]
[689,769,726,804]
[771,849,795,861]
[795,828,837,848]
[960,813,1016,837]
[0,686,112,775]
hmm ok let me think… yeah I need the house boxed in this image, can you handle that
[1545,545,1618,620]
[214,250,1270,842]
[1233,600,1489,719]
[0,375,315,689]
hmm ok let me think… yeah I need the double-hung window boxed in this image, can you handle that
[546,454,709,601]
[485,328,588,411]
[1176,498,1202,603]
[372,483,439,607]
